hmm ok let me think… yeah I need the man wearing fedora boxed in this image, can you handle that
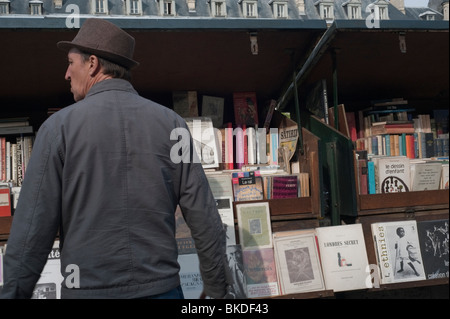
[1,19,228,299]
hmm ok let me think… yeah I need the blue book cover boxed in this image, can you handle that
[367,161,376,194]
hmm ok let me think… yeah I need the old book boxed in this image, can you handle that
[371,220,426,284]
[370,122,415,136]
[273,229,325,295]
[206,173,233,199]
[243,248,279,298]
[316,224,370,292]
[410,161,443,191]
[0,184,11,217]
[272,110,298,165]
[175,206,196,254]
[32,241,63,299]
[0,245,3,287]
[225,245,247,299]
[416,219,449,280]
[305,78,329,124]
[236,202,272,250]
[216,196,236,246]
[270,174,299,199]
[441,163,449,189]
[233,92,259,127]
[178,253,203,299]
[184,117,220,169]
[232,171,264,202]
[376,156,411,193]
[201,95,224,128]
[172,91,198,118]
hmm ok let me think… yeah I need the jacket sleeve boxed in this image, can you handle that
[176,128,229,299]
[0,123,62,299]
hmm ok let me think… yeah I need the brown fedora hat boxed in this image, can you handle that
[57,18,139,69]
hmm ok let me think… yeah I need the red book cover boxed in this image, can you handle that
[271,175,299,199]
[233,92,259,127]
[0,186,11,217]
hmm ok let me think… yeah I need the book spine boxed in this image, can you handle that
[236,126,244,169]
[367,161,376,194]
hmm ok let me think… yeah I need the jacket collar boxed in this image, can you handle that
[86,78,138,98]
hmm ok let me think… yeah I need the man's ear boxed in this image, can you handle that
[88,55,101,76]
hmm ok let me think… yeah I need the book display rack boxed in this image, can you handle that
[1,17,448,299]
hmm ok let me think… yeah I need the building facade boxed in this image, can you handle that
[0,0,447,22]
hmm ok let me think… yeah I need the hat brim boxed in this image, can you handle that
[57,41,139,69]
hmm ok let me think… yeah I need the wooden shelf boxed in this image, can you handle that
[358,190,449,215]
[0,216,13,242]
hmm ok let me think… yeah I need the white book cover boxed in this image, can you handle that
[206,173,233,199]
[216,196,236,246]
[376,156,411,193]
[273,229,325,295]
[178,253,203,299]
[316,224,370,292]
[185,117,220,169]
[411,162,443,191]
[371,220,426,284]
[441,163,449,189]
[32,241,63,299]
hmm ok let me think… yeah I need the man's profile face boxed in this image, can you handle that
[64,48,91,101]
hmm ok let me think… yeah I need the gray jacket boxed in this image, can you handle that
[1,79,227,299]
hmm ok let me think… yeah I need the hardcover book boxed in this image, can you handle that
[243,248,279,298]
[232,171,264,202]
[233,92,259,127]
[236,202,273,250]
[416,219,449,280]
[316,224,370,292]
[371,220,426,284]
[273,229,325,295]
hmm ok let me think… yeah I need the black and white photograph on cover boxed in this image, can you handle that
[224,245,247,299]
[285,247,315,284]
[417,219,449,280]
[388,223,425,281]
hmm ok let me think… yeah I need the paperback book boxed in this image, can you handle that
[376,156,411,193]
[236,202,273,250]
[178,253,203,299]
[316,224,370,292]
[410,161,443,191]
[225,245,247,299]
[416,219,449,280]
[371,220,426,284]
[243,248,279,298]
[232,171,264,202]
[32,241,63,299]
[273,229,325,295]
